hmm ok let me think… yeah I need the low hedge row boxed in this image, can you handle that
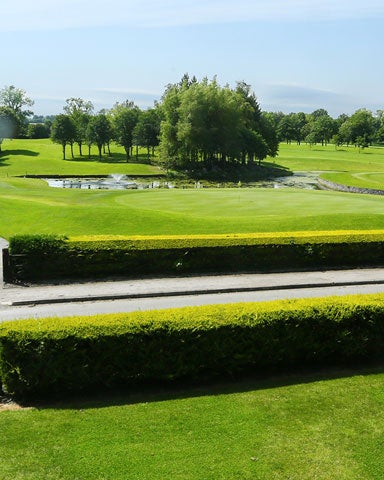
[6,231,384,281]
[1,294,384,397]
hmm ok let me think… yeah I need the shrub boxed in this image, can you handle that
[6,232,384,282]
[1,294,384,397]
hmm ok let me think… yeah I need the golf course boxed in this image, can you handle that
[2,138,384,480]
[1,139,384,239]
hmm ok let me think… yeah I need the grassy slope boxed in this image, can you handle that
[1,369,384,479]
[276,143,384,189]
[1,177,384,238]
[1,139,384,238]
[0,138,161,176]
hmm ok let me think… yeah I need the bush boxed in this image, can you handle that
[6,232,384,282]
[9,234,68,254]
[1,294,384,397]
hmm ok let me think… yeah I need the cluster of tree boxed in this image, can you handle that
[267,108,384,149]
[159,75,278,170]
[52,76,278,168]
[3,80,384,169]
[51,98,161,161]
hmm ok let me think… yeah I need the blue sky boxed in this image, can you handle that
[2,0,383,117]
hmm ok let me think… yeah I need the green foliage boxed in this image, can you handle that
[9,234,68,254]
[159,76,276,169]
[109,101,140,160]
[0,85,34,136]
[86,113,113,158]
[50,114,76,159]
[2,294,384,396]
[27,123,50,139]
[6,233,384,282]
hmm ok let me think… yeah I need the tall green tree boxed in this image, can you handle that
[63,98,94,156]
[50,114,76,160]
[0,85,34,136]
[339,109,374,146]
[159,76,275,170]
[109,101,139,161]
[309,114,336,145]
[132,108,161,159]
[86,114,113,159]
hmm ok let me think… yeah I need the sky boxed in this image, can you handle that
[1,0,383,117]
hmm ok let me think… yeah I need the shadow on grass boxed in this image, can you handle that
[0,149,39,166]
[0,149,39,157]
[64,152,153,165]
[15,362,384,411]
[178,162,292,182]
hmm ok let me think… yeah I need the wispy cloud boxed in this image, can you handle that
[2,0,384,31]
[261,83,355,115]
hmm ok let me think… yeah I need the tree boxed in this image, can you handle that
[0,85,34,136]
[338,109,374,146]
[159,76,276,170]
[109,101,139,161]
[133,108,161,160]
[63,98,94,156]
[86,114,113,159]
[27,123,50,139]
[309,114,336,145]
[50,114,76,160]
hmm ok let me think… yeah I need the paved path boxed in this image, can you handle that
[1,268,384,307]
[3,282,384,323]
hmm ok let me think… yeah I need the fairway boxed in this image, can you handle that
[1,139,384,238]
[1,177,384,238]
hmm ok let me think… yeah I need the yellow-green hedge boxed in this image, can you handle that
[1,294,384,397]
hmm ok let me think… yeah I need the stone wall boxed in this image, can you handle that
[318,178,384,196]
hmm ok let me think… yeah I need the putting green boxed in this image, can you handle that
[1,177,384,238]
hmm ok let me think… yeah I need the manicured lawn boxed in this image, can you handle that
[277,143,384,174]
[275,143,384,189]
[0,138,161,177]
[1,139,384,239]
[1,368,384,479]
[1,176,384,238]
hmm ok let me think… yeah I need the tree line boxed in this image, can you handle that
[1,80,384,168]
[266,108,384,149]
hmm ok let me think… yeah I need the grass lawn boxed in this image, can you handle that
[0,138,161,177]
[276,143,384,189]
[1,176,384,238]
[1,367,384,479]
[1,139,384,238]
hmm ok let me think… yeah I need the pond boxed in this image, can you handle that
[43,172,320,191]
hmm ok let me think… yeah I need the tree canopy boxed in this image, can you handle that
[0,85,34,136]
[159,77,277,170]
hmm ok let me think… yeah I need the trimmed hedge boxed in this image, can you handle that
[1,294,384,397]
[6,231,384,281]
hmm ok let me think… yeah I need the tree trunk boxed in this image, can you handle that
[62,144,66,160]
[98,144,102,159]
[78,142,83,156]
[70,143,74,159]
